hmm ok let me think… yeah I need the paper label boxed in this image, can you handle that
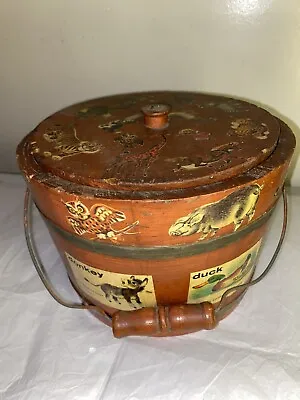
[65,253,156,311]
[188,240,262,304]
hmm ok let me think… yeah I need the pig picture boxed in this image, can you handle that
[169,184,263,240]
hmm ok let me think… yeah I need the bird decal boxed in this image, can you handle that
[64,200,139,240]
[43,125,103,160]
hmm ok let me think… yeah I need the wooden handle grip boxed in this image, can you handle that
[112,302,217,338]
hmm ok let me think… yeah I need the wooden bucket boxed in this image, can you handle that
[17,92,295,337]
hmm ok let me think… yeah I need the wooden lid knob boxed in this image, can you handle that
[141,104,171,129]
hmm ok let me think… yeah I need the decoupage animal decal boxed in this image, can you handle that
[114,132,144,153]
[228,118,269,140]
[65,253,157,311]
[169,184,263,240]
[175,142,239,171]
[64,200,139,240]
[192,254,252,292]
[178,128,211,141]
[85,275,150,309]
[211,253,252,292]
[103,134,167,179]
[188,240,261,304]
[43,125,103,160]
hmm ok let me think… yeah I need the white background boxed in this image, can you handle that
[0,0,299,184]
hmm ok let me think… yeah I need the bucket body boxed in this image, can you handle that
[16,91,296,332]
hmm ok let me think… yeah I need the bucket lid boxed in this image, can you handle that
[22,91,280,191]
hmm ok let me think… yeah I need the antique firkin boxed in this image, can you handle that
[16,91,296,337]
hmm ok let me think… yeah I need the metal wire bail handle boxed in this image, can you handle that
[216,185,287,313]
[24,189,112,323]
[24,186,288,330]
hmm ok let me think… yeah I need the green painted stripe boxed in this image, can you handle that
[41,206,275,260]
